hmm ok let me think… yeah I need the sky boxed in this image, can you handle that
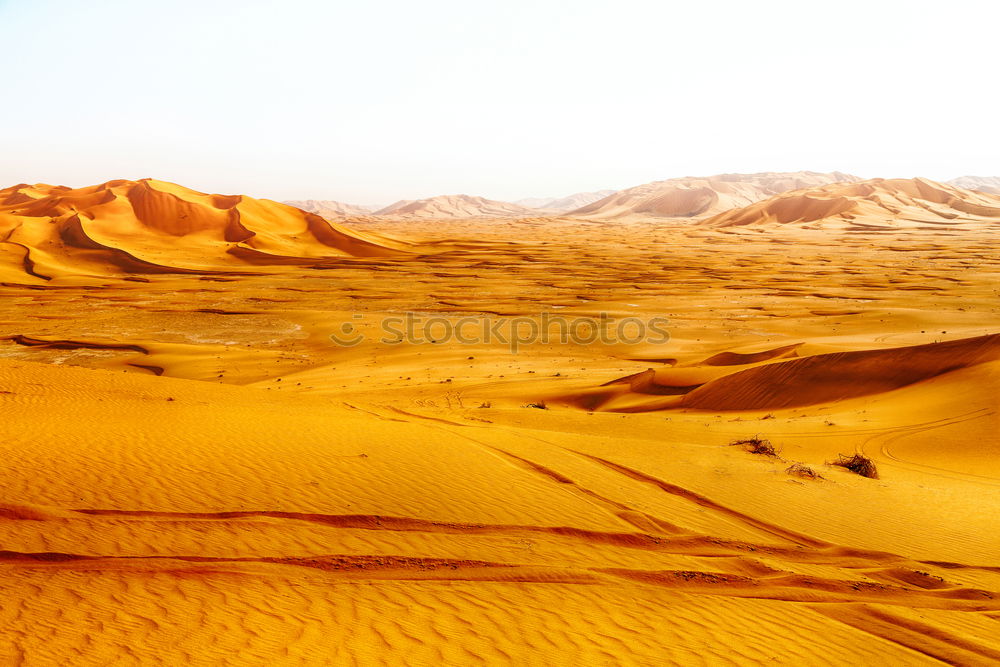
[1,0,997,205]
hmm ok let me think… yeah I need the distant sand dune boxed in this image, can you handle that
[283,199,374,218]
[702,178,1000,228]
[948,175,1000,195]
[569,171,859,219]
[376,194,540,218]
[515,190,617,212]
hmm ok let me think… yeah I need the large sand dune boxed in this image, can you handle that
[702,177,1000,229]
[569,171,859,219]
[0,179,409,282]
[2,183,999,664]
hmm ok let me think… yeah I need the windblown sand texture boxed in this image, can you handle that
[1,175,999,665]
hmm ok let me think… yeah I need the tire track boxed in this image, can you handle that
[567,450,831,548]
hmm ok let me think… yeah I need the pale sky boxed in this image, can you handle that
[1,0,997,205]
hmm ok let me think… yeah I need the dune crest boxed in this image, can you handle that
[0,179,409,280]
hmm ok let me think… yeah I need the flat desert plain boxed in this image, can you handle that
[1,178,999,665]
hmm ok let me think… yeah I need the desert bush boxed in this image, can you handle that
[785,463,821,480]
[730,436,777,457]
[828,453,879,479]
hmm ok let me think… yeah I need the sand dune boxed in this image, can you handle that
[702,177,1000,229]
[567,334,1000,412]
[283,199,375,218]
[515,189,617,212]
[948,175,1000,195]
[0,179,411,281]
[569,171,859,219]
[375,194,541,218]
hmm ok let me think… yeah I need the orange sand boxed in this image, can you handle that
[1,177,999,665]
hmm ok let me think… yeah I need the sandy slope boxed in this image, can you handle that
[1,186,999,664]
[569,171,859,219]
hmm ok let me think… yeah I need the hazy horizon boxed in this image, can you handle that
[2,0,998,203]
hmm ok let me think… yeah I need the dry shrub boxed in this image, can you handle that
[785,463,822,480]
[730,436,777,457]
[829,453,879,479]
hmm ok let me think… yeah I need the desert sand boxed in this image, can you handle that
[1,175,999,665]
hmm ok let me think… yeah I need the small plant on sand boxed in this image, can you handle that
[785,463,822,480]
[828,453,879,479]
[524,401,548,410]
[730,436,777,457]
